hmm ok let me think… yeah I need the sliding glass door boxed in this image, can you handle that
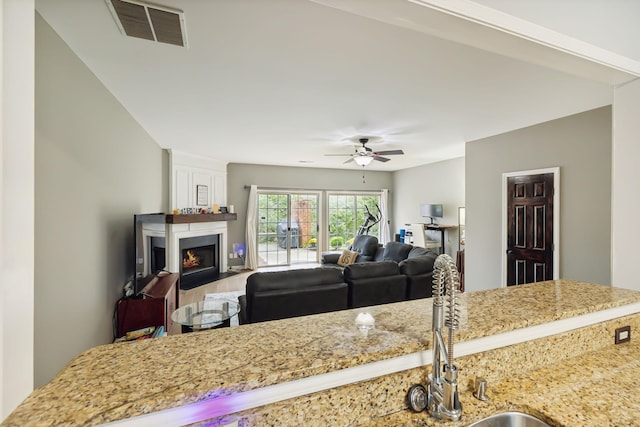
[257,192,320,267]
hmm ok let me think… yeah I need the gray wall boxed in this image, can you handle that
[226,163,393,260]
[392,158,465,257]
[35,14,167,386]
[465,106,612,291]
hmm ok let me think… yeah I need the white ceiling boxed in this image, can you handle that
[34,0,639,171]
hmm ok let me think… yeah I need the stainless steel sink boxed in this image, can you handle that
[466,411,551,427]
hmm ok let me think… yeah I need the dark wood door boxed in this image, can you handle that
[506,173,554,286]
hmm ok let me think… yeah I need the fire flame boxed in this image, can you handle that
[183,250,201,269]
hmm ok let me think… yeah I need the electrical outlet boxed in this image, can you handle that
[615,325,631,344]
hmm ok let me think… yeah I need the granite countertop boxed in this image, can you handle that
[361,338,640,427]
[3,280,640,426]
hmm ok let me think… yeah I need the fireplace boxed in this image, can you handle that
[178,234,220,290]
[137,212,230,293]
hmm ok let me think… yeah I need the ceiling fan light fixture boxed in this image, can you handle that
[354,156,374,166]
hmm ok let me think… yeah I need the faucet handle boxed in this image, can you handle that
[473,377,490,401]
[407,384,429,412]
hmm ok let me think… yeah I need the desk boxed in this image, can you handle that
[409,224,456,254]
[425,224,457,254]
[171,298,240,333]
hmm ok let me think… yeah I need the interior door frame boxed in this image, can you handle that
[501,167,560,287]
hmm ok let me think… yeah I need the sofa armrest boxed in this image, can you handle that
[321,252,341,264]
[238,294,248,324]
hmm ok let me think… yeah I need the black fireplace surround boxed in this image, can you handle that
[178,234,220,290]
[149,234,220,290]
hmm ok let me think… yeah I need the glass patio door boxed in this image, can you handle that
[257,192,319,267]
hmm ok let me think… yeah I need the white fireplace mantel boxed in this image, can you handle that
[140,216,232,287]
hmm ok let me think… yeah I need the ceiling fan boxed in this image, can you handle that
[325,137,404,166]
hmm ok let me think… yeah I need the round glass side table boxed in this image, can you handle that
[171,298,240,333]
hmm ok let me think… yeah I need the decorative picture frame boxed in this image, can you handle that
[219,206,229,214]
[196,185,208,206]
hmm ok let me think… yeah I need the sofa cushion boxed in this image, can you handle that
[251,283,348,323]
[337,249,359,267]
[382,241,413,262]
[371,246,385,262]
[406,272,434,300]
[407,246,432,258]
[348,275,407,308]
[399,252,438,275]
[343,260,400,280]
[348,235,379,259]
[244,268,348,323]
[246,268,343,293]
[321,252,341,265]
[344,261,407,308]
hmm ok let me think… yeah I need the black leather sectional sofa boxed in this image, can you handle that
[238,237,438,324]
[238,268,348,324]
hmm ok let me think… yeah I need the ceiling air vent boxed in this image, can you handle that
[106,0,187,47]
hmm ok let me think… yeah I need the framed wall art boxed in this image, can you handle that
[196,185,209,206]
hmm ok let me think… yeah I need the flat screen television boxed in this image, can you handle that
[420,204,443,224]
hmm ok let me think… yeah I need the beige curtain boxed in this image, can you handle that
[379,189,391,244]
[244,185,258,270]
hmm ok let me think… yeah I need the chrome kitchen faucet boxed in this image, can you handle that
[407,254,462,421]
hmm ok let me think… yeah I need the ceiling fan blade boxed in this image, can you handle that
[373,149,404,156]
[324,153,353,157]
[343,158,354,164]
[373,156,391,162]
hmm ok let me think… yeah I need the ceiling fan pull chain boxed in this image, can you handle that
[362,166,366,184]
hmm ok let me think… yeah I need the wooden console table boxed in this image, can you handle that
[116,273,180,338]
[140,272,180,334]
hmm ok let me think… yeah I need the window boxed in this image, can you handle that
[327,193,381,250]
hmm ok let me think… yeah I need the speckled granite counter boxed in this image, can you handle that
[3,280,640,426]
[360,334,640,427]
